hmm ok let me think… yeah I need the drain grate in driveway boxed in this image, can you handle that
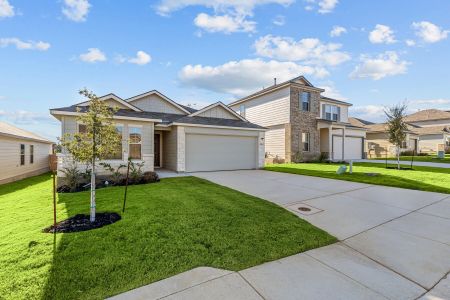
[287,203,323,216]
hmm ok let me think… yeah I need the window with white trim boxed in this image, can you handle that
[302,132,310,152]
[300,92,311,111]
[30,145,34,164]
[105,125,123,160]
[129,127,142,160]
[240,104,246,118]
[20,144,25,165]
[323,104,340,121]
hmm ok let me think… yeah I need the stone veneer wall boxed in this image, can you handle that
[287,86,321,162]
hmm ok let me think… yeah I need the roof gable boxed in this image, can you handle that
[127,90,191,115]
[405,109,450,122]
[77,94,142,112]
[189,102,246,121]
[0,121,53,143]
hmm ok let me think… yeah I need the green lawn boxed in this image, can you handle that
[0,174,335,300]
[265,162,450,194]
[369,154,450,163]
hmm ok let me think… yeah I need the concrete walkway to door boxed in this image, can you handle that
[111,170,450,300]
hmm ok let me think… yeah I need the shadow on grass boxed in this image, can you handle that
[265,166,450,194]
[0,172,52,197]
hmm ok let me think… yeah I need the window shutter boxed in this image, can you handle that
[322,104,326,119]
[337,106,341,121]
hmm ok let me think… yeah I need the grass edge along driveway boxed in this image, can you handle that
[265,162,450,194]
[0,174,336,300]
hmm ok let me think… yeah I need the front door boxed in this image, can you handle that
[154,133,161,167]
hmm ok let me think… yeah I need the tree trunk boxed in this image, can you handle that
[90,159,96,222]
[397,146,400,170]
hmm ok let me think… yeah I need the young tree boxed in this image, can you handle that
[385,103,408,170]
[60,89,122,222]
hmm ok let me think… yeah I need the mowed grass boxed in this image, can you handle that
[369,154,450,163]
[0,174,335,300]
[265,162,450,194]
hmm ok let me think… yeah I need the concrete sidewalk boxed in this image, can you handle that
[110,170,450,300]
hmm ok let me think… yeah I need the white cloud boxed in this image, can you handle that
[369,24,396,44]
[156,0,293,33]
[412,21,449,43]
[0,38,51,51]
[155,0,293,16]
[410,99,450,105]
[318,0,338,14]
[0,0,14,18]
[350,51,409,80]
[254,35,351,66]
[79,48,106,63]
[62,0,91,22]
[318,82,347,100]
[179,58,329,97]
[330,26,346,37]
[128,51,152,65]
[194,13,256,33]
[272,15,286,26]
[405,39,416,47]
[349,105,386,122]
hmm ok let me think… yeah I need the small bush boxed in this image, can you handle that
[61,163,84,192]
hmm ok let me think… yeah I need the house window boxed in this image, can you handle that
[129,127,142,160]
[20,144,25,165]
[78,124,87,133]
[105,125,123,160]
[240,105,246,118]
[30,145,34,164]
[300,92,311,111]
[323,104,340,121]
[401,141,407,149]
[302,132,310,152]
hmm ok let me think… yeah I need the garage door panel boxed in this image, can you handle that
[186,134,257,172]
[333,136,363,160]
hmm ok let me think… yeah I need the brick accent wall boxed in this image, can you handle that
[288,86,321,162]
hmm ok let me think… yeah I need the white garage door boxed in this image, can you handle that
[185,134,257,172]
[333,136,363,160]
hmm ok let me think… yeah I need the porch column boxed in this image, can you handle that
[342,127,346,161]
[328,125,333,160]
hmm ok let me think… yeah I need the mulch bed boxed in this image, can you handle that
[43,212,121,233]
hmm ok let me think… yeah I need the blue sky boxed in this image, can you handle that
[1,0,450,141]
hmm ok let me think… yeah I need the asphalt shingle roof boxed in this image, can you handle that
[0,121,53,143]
[51,106,265,130]
[405,109,450,122]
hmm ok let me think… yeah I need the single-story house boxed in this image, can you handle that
[0,121,54,184]
[228,76,367,162]
[404,109,450,152]
[349,118,419,158]
[50,91,266,182]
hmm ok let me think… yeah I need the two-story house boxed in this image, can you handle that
[50,90,266,182]
[229,76,367,162]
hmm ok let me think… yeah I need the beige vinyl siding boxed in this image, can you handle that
[418,134,445,152]
[265,125,285,159]
[0,135,52,184]
[58,117,155,179]
[319,100,349,122]
[130,94,186,114]
[230,87,290,127]
[195,106,238,119]
[409,119,450,127]
[103,99,129,109]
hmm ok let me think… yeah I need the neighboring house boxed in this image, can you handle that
[349,118,419,158]
[50,91,266,182]
[404,109,450,152]
[228,76,367,162]
[0,121,53,184]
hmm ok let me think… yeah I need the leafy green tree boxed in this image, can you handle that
[385,103,408,170]
[60,89,122,222]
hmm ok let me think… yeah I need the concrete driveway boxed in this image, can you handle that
[112,170,450,300]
